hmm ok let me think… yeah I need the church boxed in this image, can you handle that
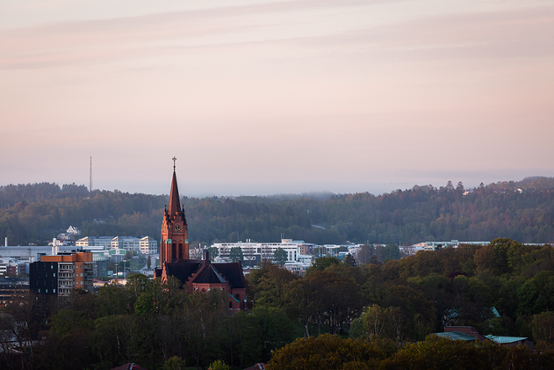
[154,160,247,310]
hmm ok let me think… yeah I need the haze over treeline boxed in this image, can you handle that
[1,177,553,246]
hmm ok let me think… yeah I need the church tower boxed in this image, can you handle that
[155,157,247,310]
[160,158,189,263]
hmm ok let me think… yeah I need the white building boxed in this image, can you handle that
[76,236,115,249]
[76,236,157,253]
[111,236,141,251]
[140,236,158,254]
[211,239,306,264]
[410,240,490,252]
[95,237,115,249]
[66,226,81,235]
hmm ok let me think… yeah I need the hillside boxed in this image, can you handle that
[1,177,553,246]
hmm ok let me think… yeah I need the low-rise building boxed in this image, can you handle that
[76,236,157,254]
[0,258,26,276]
[0,278,29,306]
[111,236,141,251]
[211,239,305,264]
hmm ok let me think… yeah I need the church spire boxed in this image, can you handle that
[168,157,181,216]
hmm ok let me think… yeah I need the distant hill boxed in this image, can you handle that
[1,177,553,246]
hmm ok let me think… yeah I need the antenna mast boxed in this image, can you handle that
[89,156,93,193]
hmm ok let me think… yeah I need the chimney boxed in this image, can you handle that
[204,249,210,262]
[4,237,7,247]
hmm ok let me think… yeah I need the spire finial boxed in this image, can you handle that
[172,156,177,171]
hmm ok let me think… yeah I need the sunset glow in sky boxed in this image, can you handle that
[1,0,553,196]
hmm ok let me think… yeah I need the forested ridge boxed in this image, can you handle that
[1,177,554,246]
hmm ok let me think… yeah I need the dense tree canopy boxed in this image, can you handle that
[3,238,554,369]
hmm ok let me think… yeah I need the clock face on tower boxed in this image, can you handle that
[174,224,182,232]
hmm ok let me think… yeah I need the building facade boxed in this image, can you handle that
[0,278,29,306]
[29,251,94,296]
[140,236,158,254]
[211,239,318,264]
[0,258,26,276]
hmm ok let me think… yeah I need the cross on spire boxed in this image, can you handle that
[172,156,177,171]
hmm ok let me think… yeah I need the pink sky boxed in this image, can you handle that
[1,0,553,196]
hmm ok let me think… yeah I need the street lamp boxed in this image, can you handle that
[122,260,128,278]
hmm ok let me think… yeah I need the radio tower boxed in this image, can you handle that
[89,156,93,193]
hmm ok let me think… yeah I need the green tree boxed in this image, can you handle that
[532,311,554,345]
[251,307,296,362]
[164,356,184,370]
[207,247,219,262]
[250,263,298,309]
[266,334,385,370]
[382,244,400,261]
[345,253,356,266]
[358,244,374,264]
[208,360,229,370]
[380,335,487,370]
[229,247,244,263]
[305,256,340,275]
[220,311,261,368]
[273,247,287,265]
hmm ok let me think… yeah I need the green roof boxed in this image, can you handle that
[485,335,527,344]
[435,331,476,341]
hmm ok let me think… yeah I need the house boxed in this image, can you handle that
[443,326,488,341]
[485,335,533,349]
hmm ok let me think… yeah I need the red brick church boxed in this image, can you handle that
[154,160,247,310]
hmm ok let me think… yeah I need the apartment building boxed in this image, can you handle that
[29,252,94,296]
[211,239,317,264]
[140,236,158,254]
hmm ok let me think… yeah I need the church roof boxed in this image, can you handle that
[165,260,202,289]
[164,259,246,290]
[192,264,227,284]
[213,262,246,289]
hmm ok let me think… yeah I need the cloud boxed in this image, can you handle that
[1,1,552,70]
[0,0,403,69]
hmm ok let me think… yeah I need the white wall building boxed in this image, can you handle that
[140,236,158,254]
[76,236,157,254]
[111,236,141,251]
[76,236,114,249]
[211,239,306,264]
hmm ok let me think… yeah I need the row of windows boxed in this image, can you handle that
[37,288,56,294]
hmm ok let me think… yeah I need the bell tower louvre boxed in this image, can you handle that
[154,158,247,310]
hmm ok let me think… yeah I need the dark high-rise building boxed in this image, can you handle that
[30,252,93,296]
